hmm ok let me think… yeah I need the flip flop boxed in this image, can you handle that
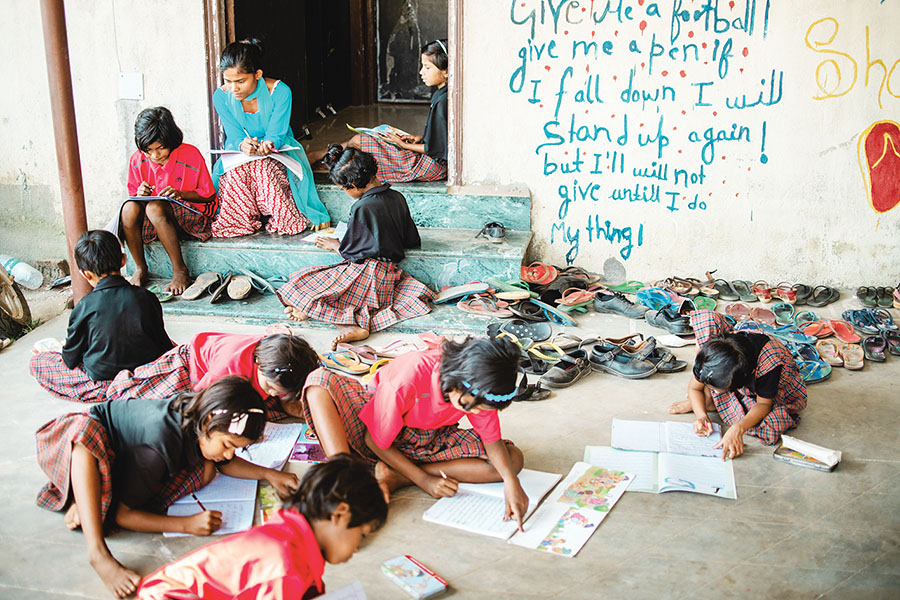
[773,325,817,345]
[808,285,839,307]
[318,351,370,375]
[209,271,233,304]
[496,290,532,301]
[840,343,864,370]
[508,300,547,322]
[802,320,834,339]
[693,296,717,311]
[883,330,900,356]
[457,297,513,318]
[794,284,813,305]
[815,339,843,366]
[772,302,795,326]
[714,279,740,301]
[227,275,252,300]
[549,332,599,352]
[370,339,428,358]
[731,280,757,303]
[794,310,819,328]
[485,277,538,298]
[828,320,862,343]
[361,358,393,384]
[527,341,566,363]
[182,272,220,301]
[725,302,751,320]
[796,359,832,384]
[488,318,553,342]
[434,283,490,304]
[636,287,675,311]
[336,343,379,364]
[239,267,278,295]
[862,336,887,362]
[605,280,644,293]
[147,284,174,303]
[856,286,877,308]
[556,288,595,306]
[529,298,577,326]
[521,262,559,285]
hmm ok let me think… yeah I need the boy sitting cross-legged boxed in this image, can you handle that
[30,230,174,402]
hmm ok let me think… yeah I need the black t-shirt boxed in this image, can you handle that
[90,397,200,510]
[339,184,422,263]
[742,333,782,399]
[61,275,174,380]
[422,86,448,161]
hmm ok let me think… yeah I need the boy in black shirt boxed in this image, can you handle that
[30,230,173,402]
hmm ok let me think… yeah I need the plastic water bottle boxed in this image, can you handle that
[0,254,43,290]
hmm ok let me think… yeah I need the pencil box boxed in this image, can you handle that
[381,555,447,599]
[772,445,837,472]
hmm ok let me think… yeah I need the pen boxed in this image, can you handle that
[242,127,259,148]
[191,493,207,512]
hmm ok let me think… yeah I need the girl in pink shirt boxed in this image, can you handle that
[138,454,387,600]
[300,336,530,528]
[122,107,217,294]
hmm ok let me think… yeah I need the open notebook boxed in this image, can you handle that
[611,418,722,457]
[584,446,737,499]
[164,474,257,537]
[422,469,561,539]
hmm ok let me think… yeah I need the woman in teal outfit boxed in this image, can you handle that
[211,39,330,238]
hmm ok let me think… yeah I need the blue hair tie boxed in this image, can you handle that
[461,380,516,403]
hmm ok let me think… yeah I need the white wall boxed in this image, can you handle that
[461,1,900,286]
[0,0,211,232]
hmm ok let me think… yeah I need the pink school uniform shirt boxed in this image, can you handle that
[127,143,217,219]
[358,349,502,449]
[137,510,325,600]
[188,332,266,398]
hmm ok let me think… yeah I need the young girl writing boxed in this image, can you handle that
[299,336,529,528]
[103,332,319,421]
[137,454,387,599]
[34,376,299,598]
[279,145,434,349]
[211,39,329,238]
[307,39,449,183]
[122,107,217,294]
[668,309,808,459]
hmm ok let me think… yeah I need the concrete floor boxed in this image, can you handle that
[1,296,898,599]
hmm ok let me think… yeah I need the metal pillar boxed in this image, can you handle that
[40,0,91,303]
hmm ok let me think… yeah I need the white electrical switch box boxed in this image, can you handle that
[118,72,143,100]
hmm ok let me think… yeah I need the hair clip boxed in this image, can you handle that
[272,366,292,374]
[461,380,516,403]
[435,39,448,55]
[213,408,264,435]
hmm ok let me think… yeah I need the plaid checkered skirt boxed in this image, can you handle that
[690,309,807,444]
[302,368,489,463]
[278,259,435,332]
[30,352,110,403]
[135,200,212,244]
[357,134,447,183]
[105,345,288,422]
[35,412,207,522]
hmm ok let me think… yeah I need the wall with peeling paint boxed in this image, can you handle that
[0,0,210,258]
[459,1,900,286]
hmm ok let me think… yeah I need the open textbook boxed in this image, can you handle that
[422,469,561,540]
[300,221,348,245]
[507,462,633,557]
[103,196,205,238]
[165,474,257,537]
[584,445,737,499]
[611,418,722,457]
[214,146,306,182]
[347,123,413,141]
[236,421,304,470]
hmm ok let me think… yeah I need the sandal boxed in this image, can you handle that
[318,350,370,375]
[496,290,532,301]
[775,282,797,304]
[486,277,538,298]
[434,283,490,304]
[508,300,547,322]
[209,271,233,304]
[829,320,862,343]
[336,343,379,364]
[550,332,599,352]
[227,275,252,300]
[841,309,881,335]
[750,306,777,326]
[752,280,773,303]
[856,286,877,308]
[815,339,843,366]
[862,336,886,362]
[883,330,900,356]
[529,298,577,326]
[796,358,832,384]
[794,310,819,328]
[457,297,513,318]
[840,343,864,370]
[370,338,428,358]
[182,272,220,301]
[731,280,757,303]
[802,320,834,339]
[793,284,813,305]
[772,302,795,326]
[147,284,174,303]
[724,302,751,320]
[556,288,595,306]
[605,280,645,293]
[521,262,559,286]
[239,267,278,295]
[487,318,553,342]
[361,358,393,384]
[714,279,740,301]
[808,285,839,307]
[872,308,898,331]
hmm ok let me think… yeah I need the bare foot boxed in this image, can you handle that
[65,502,81,530]
[283,306,309,322]
[128,268,148,288]
[166,268,190,295]
[668,399,693,414]
[89,553,141,599]
[374,461,413,503]
[332,325,369,350]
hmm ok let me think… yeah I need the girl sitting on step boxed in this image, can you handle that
[211,38,330,238]
[103,332,319,422]
[279,145,435,350]
[668,309,807,459]
[307,39,449,183]
[295,336,530,529]
[34,376,298,598]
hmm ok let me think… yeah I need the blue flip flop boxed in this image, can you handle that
[434,283,490,304]
[529,298,577,326]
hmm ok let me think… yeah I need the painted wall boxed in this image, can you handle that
[0,0,211,242]
[460,1,900,285]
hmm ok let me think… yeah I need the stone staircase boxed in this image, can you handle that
[134,176,532,333]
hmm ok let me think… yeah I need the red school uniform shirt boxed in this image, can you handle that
[127,143,217,219]
[358,349,502,449]
[188,332,265,398]
[137,510,325,600]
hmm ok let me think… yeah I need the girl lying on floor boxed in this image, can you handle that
[137,454,387,600]
[668,309,807,459]
[279,145,434,350]
[34,377,298,598]
[297,335,530,529]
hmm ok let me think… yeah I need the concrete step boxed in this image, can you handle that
[151,281,493,335]
[312,175,531,231]
[133,227,532,291]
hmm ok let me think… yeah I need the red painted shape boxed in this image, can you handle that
[640,20,647,33]
[680,70,687,77]
[742,47,749,57]
[861,121,900,213]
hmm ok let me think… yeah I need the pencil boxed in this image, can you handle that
[191,493,207,512]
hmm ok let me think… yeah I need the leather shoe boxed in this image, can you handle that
[539,349,592,388]
[593,289,649,319]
